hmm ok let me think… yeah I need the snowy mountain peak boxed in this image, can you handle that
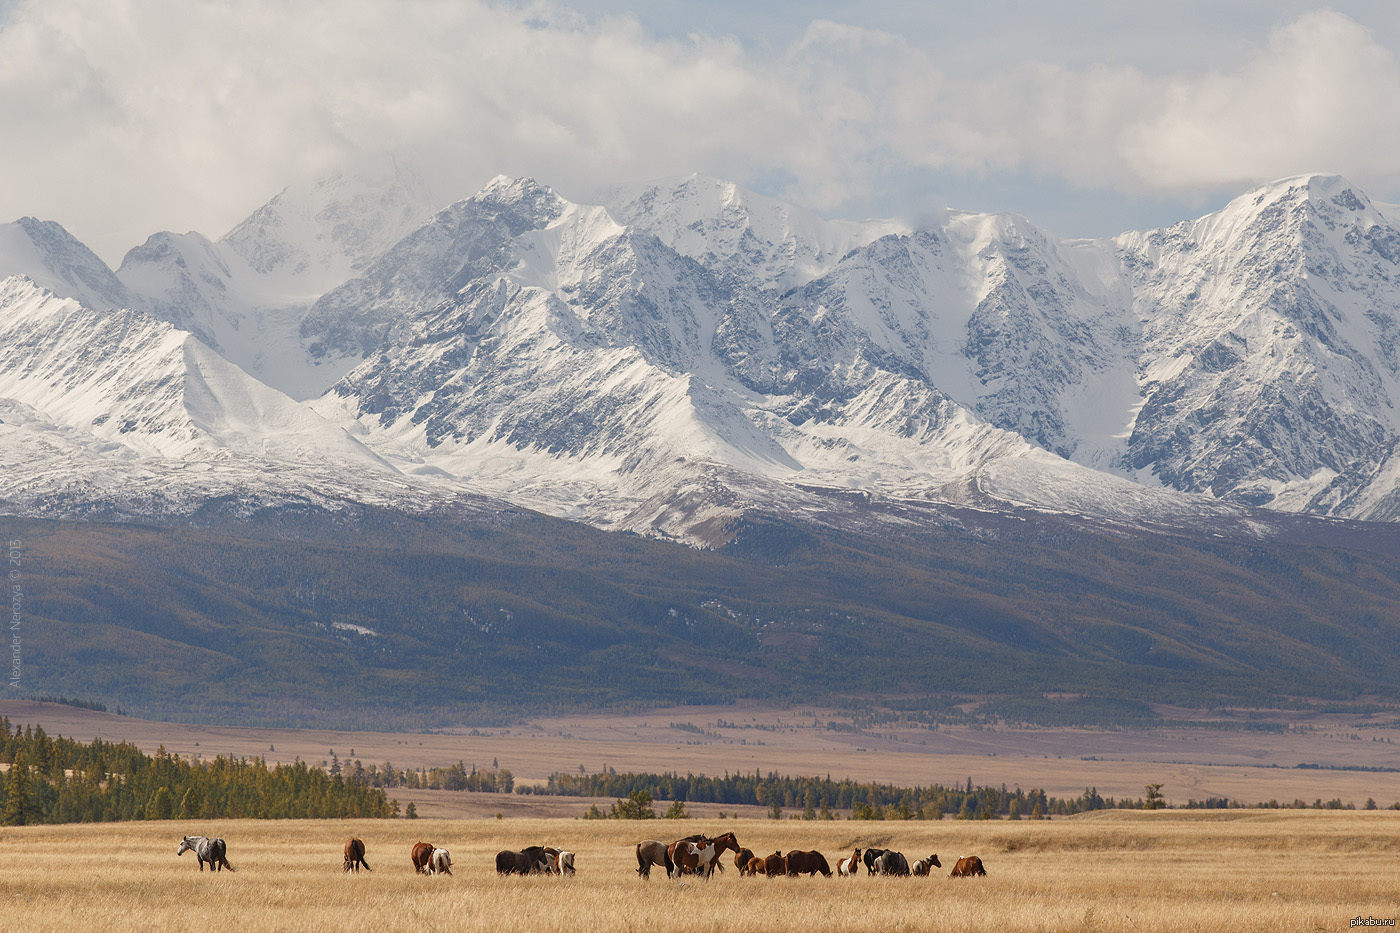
[221,157,444,296]
[603,173,907,293]
[0,217,128,311]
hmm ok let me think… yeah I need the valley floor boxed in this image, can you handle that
[0,813,1394,932]
[4,700,1400,812]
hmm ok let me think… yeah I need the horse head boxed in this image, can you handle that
[176,837,194,856]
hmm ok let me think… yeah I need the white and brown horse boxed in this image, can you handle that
[837,848,861,876]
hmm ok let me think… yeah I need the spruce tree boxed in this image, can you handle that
[2,755,29,826]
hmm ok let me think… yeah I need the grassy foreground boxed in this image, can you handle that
[0,811,1396,932]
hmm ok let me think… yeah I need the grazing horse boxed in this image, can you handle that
[879,850,910,876]
[497,846,549,875]
[735,847,757,876]
[911,854,941,876]
[343,837,371,873]
[429,848,452,875]
[785,850,832,877]
[635,840,674,880]
[411,841,435,874]
[747,855,767,875]
[763,851,786,877]
[950,855,986,877]
[862,848,887,875]
[176,836,234,872]
[837,849,861,876]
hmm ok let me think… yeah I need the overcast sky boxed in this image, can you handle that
[2,0,1399,263]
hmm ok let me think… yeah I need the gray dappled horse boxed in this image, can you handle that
[176,835,234,872]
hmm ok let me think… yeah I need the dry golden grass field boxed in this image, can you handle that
[1,812,1397,932]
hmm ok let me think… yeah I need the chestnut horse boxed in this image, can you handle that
[735,847,758,876]
[343,837,371,872]
[837,848,861,876]
[950,855,986,877]
[411,841,435,874]
[763,851,786,876]
[785,850,832,877]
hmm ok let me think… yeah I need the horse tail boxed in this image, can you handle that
[663,847,675,879]
[636,843,646,877]
[362,857,372,872]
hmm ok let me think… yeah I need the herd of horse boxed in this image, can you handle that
[175,832,986,881]
[639,834,988,881]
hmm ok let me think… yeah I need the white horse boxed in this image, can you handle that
[429,847,452,875]
[176,835,234,872]
[555,850,576,875]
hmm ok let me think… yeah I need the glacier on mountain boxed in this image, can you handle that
[6,168,1400,541]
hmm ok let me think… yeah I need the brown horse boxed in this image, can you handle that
[748,855,767,875]
[763,851,786,877]
[343,837,371,872]
[950,855,986,877]
[837,848,861,876]
[735,847,757,876]
[635,840,673,879]
[785,850,832,877]
[411,841,435,874]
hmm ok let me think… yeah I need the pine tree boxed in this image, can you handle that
[3,755,29,826]
[147,786,174,821]
[179,785,203,820]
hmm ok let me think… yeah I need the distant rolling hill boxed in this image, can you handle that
[10,501,1400,728]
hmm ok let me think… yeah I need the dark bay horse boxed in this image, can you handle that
[785,850,832,877]
[344,837,371,872]
[176,835,234,872]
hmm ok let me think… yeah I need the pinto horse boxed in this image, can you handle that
[911,854,942,876]
[429,848,452,875]
[176,836,234,872]
[343,837,371,873]
[635,840,674,879]
[669,832,741,879]
[837,848,861,876]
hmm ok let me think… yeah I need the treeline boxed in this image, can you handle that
[0,719,394,825]
[344,757,514,794]
[536,769,1127,818]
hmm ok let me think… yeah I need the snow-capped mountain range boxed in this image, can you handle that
[5,166,1400,543]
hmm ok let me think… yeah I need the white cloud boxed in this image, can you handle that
[0,2,1396,262]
